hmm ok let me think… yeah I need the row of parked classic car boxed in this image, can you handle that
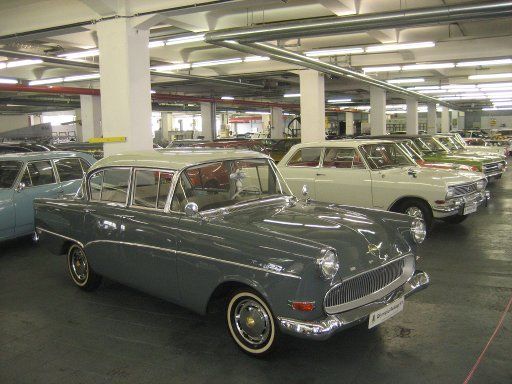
[0,130,506,356]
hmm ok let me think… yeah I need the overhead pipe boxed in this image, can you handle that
[206,1,512,43]
[214,40,457,108]
[0,48,261,89]
[0,83,299,109]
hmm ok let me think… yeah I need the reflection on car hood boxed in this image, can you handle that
[218,200,414,280]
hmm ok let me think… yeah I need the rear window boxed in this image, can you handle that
[132,169,174,209]
[287,148,322,167]
[88,168,130,204]
[55,158,85,182]
[0,161,23,188]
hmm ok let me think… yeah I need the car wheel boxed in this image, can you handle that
[442,214,468,224]
[67,244,102,291]
[227,289,278,356]
[395,199,433,235]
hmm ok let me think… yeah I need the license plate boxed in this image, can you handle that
[368,297,404,329]
[463,203,477,215]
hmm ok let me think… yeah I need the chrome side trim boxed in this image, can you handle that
[83,239,301,280]
[35,227,84,248]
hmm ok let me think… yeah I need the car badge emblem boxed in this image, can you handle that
[367,243,380,257]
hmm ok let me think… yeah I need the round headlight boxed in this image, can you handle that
[411,218,426,244]
[446,186,455,199]
[317,249,339,280]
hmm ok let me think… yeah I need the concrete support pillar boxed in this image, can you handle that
[406,97,418,135]
[271,107,284,139]
[261,113,271,135]
[427,103,437,134]
[458,111,465,131]
[441,107,450,133]
[219,113,229,138]
[299,70,325,143]
[345,112,354,136]
[370,86,386,135]
[161,112,173,141]
[200,102,216,141]
[97,18,152,157]
[76,95,102,142]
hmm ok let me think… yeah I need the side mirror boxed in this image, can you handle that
[15,182,26,193]
[184,202,199,217]
[302,184,309,197]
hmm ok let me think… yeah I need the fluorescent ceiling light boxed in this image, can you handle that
[64,73,100,82]
[469,73,512,80]
[441,84,477,89]
[386,104,406,110]
[362,65,401,73]
[150,90,156,94]
[366,41,435,53]
[304,47,364,57]
[456,59,512,67]
[284,93,300,98]
[0,78,18,84]
[493,101,512,106]
[327,98,352,103]
[244,56,270,62]
[221,96,234,100]
[387,78,425,84]
[6,59,43,68]
[483,107,512,111]
[166,34,205,46]
[386,110,407,114]
[148,40,165,48]
[191,58,242,68]
[59,49,99,59]
[402,63,455,70]
[478,82,512,89]
[29,77,63,85]
[245,111,271,115]
[408,86,441,90]
[418,89,448,94]
[151,63,191,71]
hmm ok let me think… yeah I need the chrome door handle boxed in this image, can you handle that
[84,208,96,213]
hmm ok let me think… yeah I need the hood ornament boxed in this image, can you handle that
[367,243,388,261]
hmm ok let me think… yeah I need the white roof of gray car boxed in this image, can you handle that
[89,148,270,172]
[291,139,394,148]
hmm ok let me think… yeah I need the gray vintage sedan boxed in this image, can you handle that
[34,149,429,356]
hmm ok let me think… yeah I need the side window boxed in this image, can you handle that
[89,171,103,201]
[322,148,365,169]
[55,158,84,182]
[287,148,322,167]
[23,161,56,187]
[79,158,92,173]
[132,170,174,209]
[101,168,130,204]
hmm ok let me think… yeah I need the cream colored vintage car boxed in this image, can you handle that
[277,140,490,234]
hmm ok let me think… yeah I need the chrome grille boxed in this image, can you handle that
[452,182,477,196]
[482,162,500,175]
[325,258,405,310]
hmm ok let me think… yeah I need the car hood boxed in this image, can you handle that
[214,199,415,280]
[448,151,504,162]
[382,166,484,186]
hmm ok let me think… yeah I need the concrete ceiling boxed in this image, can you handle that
[0,0,511,114]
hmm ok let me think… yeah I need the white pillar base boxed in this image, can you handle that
[441,107,450,133]
[299,70,325,143]
[200,102,216,141]
[345,112,354,136]
[406,97,418,135]
[271,107,284,139]
[77,95,102,142]
[370,86,386,136]
[427,103,437,134]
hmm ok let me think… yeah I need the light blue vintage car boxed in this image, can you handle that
[0,151,95,241]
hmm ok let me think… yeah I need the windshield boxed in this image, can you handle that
[436,136,464,150]
[359,143,415,170]
[397,141,423,161]
[0,161,23,189]
[413,137,448,154]
[171,158,291,212]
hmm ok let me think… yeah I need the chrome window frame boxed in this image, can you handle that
[129,167,176,212]
[53,157,86,183]
[320,147,368,170]
[86,166,132,207]
[0,159,24,189]
[285,147,324,169]
[18,159,60,189]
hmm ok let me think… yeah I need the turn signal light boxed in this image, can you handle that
[290,301,316,311]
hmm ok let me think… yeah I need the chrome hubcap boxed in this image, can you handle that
[234,299,270,345]
[71,248,88,282]
[405,206,424,220]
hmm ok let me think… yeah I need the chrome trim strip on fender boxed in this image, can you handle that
[35,227,84,248]
[83,239,302,280]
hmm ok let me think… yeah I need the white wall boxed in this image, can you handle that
[481,115,512,130]
[0,115,30,133]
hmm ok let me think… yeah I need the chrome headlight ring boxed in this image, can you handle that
[411,218,426,244]
[317,248,339,280]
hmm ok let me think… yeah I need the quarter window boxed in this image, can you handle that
[55,158,84,182]
[322,148,365,169]
[132,170,174,209]
[287,148,322,167]
[21,161,56,187]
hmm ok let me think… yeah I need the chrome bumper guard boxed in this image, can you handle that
[277,270,430,341]
[432,190,488,214]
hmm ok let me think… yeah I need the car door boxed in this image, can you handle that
[118,168,180,302]
[82,167,130,282]
[0,160,23,240]
[13,159,63,236]
[315,147,373,207]
[279,147,322,198]
[53,157,89,195]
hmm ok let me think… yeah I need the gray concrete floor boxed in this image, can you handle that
[1,176,511,384]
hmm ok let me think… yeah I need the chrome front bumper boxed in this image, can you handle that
[277,270,430,341]
[432,190,489,218]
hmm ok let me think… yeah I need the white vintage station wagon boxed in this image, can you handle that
[278,139,490,234]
